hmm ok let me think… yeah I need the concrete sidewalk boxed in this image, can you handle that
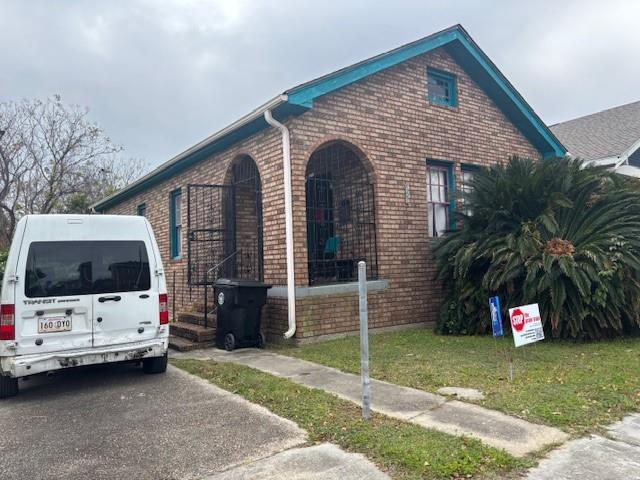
[526,414,640,479]
[207,443,390,480]
[172,348,568,457]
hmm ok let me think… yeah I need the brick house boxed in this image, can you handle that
[93,24,566,348]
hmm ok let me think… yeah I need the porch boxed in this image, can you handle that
[167,140,381,350]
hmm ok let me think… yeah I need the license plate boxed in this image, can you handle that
[38,316,72,334]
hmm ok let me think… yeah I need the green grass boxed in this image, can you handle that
[278,329,640,436]
[172,358,530,479]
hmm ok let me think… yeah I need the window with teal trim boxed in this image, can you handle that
[137,203,146,217]
[170,189,182,259]
[427,69,457,107]
[426,161,454,237]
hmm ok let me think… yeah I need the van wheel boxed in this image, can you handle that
[143,353,168,374]
[0,375,18,398]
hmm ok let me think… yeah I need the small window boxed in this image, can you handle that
[25,241,150,298]
[137,203,146,217]
[170,189,182,259]
[427,69,457,107]
[426,161,454,237]
[460,166,477,215]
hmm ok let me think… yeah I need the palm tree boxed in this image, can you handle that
[433,156,640,339]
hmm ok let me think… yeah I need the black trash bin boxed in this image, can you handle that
[214,278,272,351]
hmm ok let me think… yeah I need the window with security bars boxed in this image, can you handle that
[305,142,378,285]
[426,162,452,237]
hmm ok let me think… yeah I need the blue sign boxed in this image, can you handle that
[489,296,504,337]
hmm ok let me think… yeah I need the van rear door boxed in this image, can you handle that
[91,240,159,347]
[17,241,94,356]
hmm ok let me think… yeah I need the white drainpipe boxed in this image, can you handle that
[264,109,296,338]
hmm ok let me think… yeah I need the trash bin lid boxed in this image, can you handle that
[215,278,272,288]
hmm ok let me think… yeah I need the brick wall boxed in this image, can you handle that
[104,46,539,342]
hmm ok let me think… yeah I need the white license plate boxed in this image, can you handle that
[38,316,72,334]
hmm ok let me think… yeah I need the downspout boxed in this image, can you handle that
[264,109,296,338]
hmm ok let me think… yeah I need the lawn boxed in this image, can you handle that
[172,358,530,480]
[278,329,640,435]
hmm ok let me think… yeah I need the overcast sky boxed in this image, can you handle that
[2,0,639,167]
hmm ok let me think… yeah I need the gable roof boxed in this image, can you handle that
[93,24,566,212]
[550,100,640,162]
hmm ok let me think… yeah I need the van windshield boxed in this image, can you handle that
[25,241,151,298]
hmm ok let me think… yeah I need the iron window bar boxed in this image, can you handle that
[305,142,378,285]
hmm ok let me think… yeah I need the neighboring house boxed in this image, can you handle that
[550,100,640,177]
[93,24,566,347]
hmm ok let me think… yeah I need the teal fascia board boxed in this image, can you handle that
[96,25,565,213]
[287,27,565,159]
[287,30,458,108]
[94,102,307,212]
[452,34,566,159]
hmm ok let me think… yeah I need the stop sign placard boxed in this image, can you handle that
[510,308,525,332]
[508,304,544,347]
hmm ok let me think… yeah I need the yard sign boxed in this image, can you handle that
[489,296,503,337]
[508,303,544,347]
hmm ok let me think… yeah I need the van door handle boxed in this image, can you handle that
[139,294,149,299]
[98,295,121,303]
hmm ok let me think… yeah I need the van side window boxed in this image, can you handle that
[25,241,150,298]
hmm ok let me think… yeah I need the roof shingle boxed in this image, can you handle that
[550,101,640,161]
[550,101,640,160]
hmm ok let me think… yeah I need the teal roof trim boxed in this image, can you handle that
[453,34,565,158]
[286,25,565,159]
[287,30,458,108]
[94,101,306,211]
[94,24,565,212]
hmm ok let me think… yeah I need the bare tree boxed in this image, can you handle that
[0,96,147,247]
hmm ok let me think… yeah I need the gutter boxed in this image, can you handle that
[613,137,640,170]
[263,110,296,339]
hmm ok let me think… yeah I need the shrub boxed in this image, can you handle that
[433,157,640,339]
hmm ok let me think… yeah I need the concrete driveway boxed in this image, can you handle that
[0,362,307,480]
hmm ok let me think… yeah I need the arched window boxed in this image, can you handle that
[305,142,378,285]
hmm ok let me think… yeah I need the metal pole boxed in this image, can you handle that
[358,261,371,420]
[204,271,208,329]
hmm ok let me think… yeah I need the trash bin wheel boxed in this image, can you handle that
[256,333,265,349]
[224,333,236,352]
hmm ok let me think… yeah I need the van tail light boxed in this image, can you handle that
[159,294,169,325]
[0,304,15,340]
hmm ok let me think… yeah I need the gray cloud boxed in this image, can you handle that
[2,0,639,166]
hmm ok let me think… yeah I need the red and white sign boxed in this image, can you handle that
[508,303,544,347]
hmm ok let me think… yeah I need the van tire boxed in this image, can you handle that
[143,353,168,374]
[0,375,18,398]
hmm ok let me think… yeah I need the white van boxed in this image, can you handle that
[0,214,169,398]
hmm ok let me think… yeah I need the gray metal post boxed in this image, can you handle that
[203,272,208,329]
[358,261,371,420]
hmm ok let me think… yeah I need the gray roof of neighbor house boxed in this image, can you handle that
[550,100,640,161]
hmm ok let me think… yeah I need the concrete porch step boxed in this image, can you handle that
[178,311,217,327]
[170,321,216,343]
[168,335,215,352]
